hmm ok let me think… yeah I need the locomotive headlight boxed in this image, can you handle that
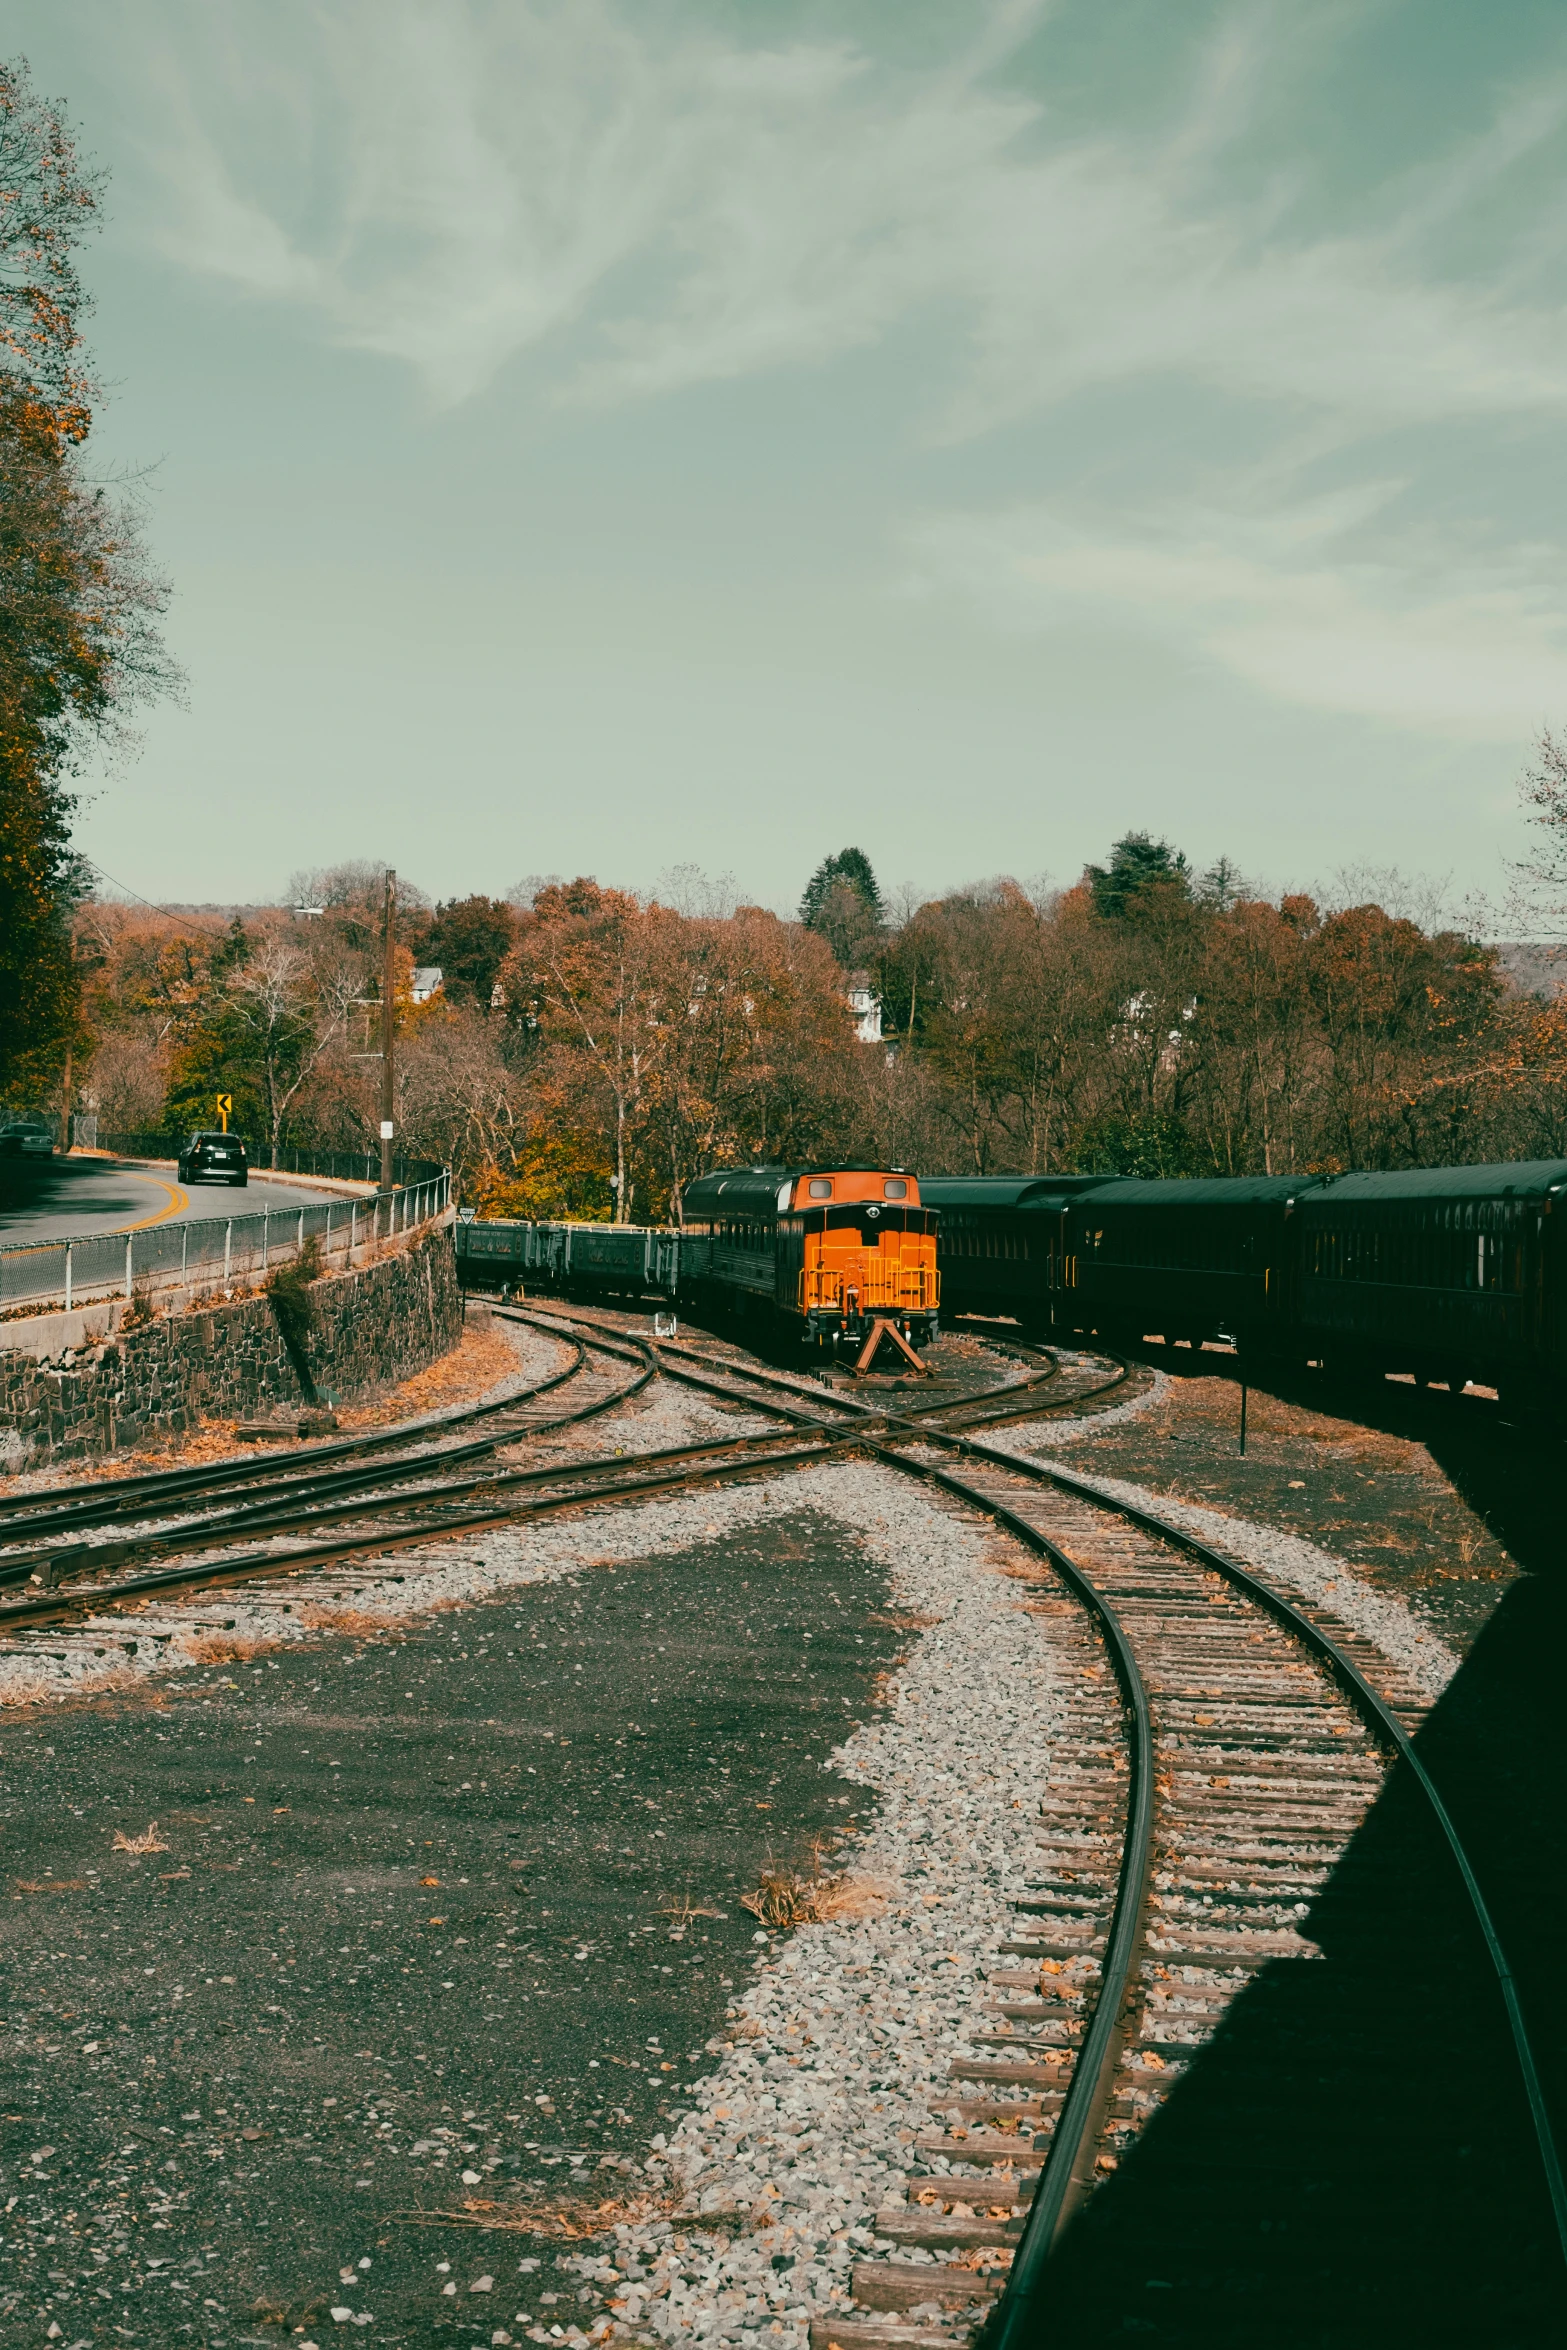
[866,1205,881,1220]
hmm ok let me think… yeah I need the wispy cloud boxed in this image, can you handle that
[911,493,1567,738]
[125,0,1567,430]
[110,1,1567,748]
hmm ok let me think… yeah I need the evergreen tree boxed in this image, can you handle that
[1086,832,1191,920]
[800,847,883,929]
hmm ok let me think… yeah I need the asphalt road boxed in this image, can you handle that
[0,1506,900,2349]
[0,1156,353,1248]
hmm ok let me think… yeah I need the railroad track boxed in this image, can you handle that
[812,1426,1567,2347]
[0,1305,1125,1633]
[1,1304,1556,2336]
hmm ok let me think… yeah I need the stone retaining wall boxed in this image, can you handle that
[0,1224,462,1473]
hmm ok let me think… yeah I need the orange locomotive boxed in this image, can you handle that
[678,1164,939,1353]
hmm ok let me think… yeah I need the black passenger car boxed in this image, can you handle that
[1057,1175,1327,1352]
[1294,1161,1567,1392]
[177,1131,248,1186]
[920,1176,1111,1322]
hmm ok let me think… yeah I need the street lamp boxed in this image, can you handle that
[379,869,397,1194]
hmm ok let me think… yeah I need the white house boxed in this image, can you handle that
[410,966,444,1004]
[846,972,882,1044]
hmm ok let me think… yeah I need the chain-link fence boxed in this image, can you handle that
[0,1171,450,1318]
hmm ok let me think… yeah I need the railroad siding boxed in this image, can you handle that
[0,1226,462,1473]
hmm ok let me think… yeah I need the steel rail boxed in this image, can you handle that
[6,1293,1554,2307]
[864,1438,1156,2318]
[0,1313,871,1601]
[0,1314,1100,1645]
[4,1419,849,1593]
[0,1427,847,1633]
[0,1330,594,1539]
[498,1300,1129,1438]
[0,1317,874,1627]
[0,1321,654,1590]
[870,1425,1567,2309]
[996,1445,1567,2278]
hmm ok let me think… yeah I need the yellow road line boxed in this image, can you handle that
[115,1175,190,1232]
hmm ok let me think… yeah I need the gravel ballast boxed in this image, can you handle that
[553,1463,1063,2350]
[1000,1424,1460,1702]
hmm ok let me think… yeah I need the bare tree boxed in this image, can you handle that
[224,938,363,1167]
[1514,727,1567,932]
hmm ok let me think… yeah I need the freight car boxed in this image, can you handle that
[454,1163,940,1354]
[457,1216,679,1299]
[923,1158,1567,1402]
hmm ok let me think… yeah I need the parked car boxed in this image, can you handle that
[177,1131,249,1186]
[0,1118,56,1158]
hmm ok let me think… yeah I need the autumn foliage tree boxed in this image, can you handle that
[0,58,176,1102]
[63,818,1554,1204]
[489,882,859,1222]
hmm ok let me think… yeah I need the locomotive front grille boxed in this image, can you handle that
[799,1257,939,1313]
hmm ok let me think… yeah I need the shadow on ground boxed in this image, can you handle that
[1021,1351,1566,2347]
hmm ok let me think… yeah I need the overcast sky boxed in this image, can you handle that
[16,0,1567,915]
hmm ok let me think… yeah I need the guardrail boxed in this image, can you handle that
[95,1133,446,1187]
[0,1171,451,1319]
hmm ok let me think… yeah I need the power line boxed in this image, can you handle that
[77,857,239,944]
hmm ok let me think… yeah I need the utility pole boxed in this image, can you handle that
[379,867,397,1193]
[60,1044,73,1155]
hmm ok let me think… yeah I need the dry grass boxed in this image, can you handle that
[0,1668,120,1710]
[740,1865,889,1929]
[111,1823,169,1855]
[15,1877,86,1894]
[292,1605,398,1638]
[659,1896,729,1926]
[391,2190,673,2238]
[178,1632,281,1666]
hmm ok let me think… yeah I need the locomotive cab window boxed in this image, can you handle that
[808,1179,833,1198]
[884,1179,907,1199]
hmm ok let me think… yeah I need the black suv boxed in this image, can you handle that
[178,1131,248,1187]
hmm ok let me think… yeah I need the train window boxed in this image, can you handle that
[884,1179,907,1199]
[809,1178,833,1199]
